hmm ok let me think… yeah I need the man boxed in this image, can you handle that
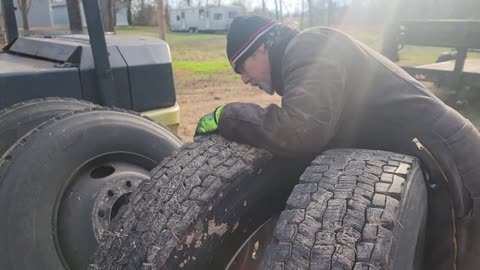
[195,16,480,269]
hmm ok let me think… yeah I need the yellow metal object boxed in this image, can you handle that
[142,102,180,134]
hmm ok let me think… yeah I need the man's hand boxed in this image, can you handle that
[195,106,224,135]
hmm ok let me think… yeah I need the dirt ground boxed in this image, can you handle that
[175,70,281,142]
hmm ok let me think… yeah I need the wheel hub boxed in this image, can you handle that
[56,154,155,270]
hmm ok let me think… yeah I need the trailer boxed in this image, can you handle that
[169,5,243,32]
[383,20,480,103]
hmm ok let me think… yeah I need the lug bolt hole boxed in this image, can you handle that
[90,166,115,179]
[126,181,132,188]
[98,210,105,218]
[107,190,115,197]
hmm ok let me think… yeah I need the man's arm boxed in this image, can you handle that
[218,32,347,157]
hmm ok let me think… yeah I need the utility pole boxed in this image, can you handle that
[157,0,167,41]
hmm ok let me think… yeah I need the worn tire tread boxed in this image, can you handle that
[90,135,274,269]
[263,149,422,270]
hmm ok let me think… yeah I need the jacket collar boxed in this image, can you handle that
[268,27,298,96]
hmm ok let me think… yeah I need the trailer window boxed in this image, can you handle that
[214,13,222,20]
[176,15,180,21]
[199,9,205,18]
[181,12,185,19]
[228,11,238,18]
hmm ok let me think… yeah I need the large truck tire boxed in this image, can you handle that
[0,97,95,157]
[0,108,182,270]
[91,135,308,269]
[263,149,427,270]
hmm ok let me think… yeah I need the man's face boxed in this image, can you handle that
[238,44,273,94]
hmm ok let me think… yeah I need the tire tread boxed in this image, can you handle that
[264,149,421,270]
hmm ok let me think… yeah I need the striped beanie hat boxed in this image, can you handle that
[227,16,279,73]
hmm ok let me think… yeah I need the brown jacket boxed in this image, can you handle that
[218,27,480,269]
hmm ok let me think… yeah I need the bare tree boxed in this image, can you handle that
[262,0,266,14]
[0,11,5,44]
[327,0,333,26]
[126,0,132,25]
[100,0,115,32]
[157,0,167,40]
[165,0,170,29]
[66,0,83,33]
[307,0,313,27]
[16,0,32,31]
[274,0,279,20]
[300,0,305,29]
[279,0,283,22]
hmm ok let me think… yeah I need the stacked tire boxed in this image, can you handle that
[0,98,182,270]
[0,98,427,270]
[91,139,427,270]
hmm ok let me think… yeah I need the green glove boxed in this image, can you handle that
[195,106,224,135]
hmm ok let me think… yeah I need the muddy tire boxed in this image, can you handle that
[263,149,427,270]
[0,97,95,157]
[91,135,308,269]
[0,108,182,270]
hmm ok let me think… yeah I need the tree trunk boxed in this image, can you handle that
[126,0,132,25]
[262,0,266,14]
[157,0,167,41]
[327,0,333,26]
[279,0,283,22]
[165,0,170,29]
[0,13,3,43]
[100,0,115,32]
[66,0,83,33]
[274,0,279,20]
[17,0,31,31]
[20,8,29,30]
[300,0,305,29]
[382,0,401,61]
[307,0,313,27]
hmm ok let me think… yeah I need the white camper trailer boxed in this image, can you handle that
[169,5,242,32]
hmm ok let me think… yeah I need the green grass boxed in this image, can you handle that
[118,25,480,67]
[117,26,230,75]
[117,26,227,61]
[344,31,480,66]
[173,60,231,74]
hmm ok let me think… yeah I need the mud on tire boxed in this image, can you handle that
[91,135,307,270]
[263,149,427,270]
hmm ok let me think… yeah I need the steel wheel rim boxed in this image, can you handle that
[55,152,156,270]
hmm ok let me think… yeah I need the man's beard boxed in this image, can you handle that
[252,80,274,95]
